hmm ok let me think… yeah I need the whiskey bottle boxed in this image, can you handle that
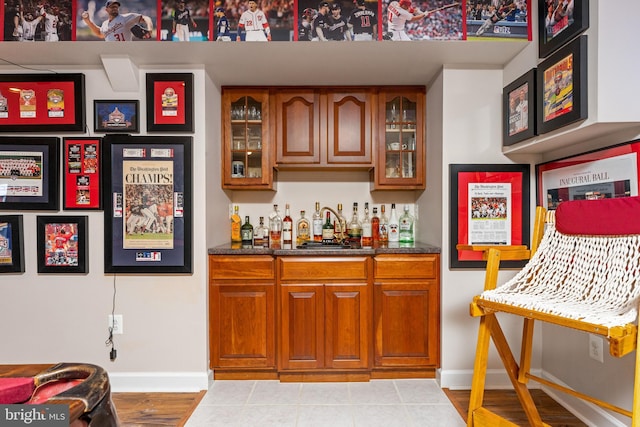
[269,204,282,246]
[241,216,254,247]
[399,205,414,243]
[296,210,311,245]
[379,204,389,243]
[388,203,399,242]
[253,216,268,248]
[322,211,334,243]
[230,205,241,243]
[371,206,380,244]
[361,202,372,247]
[334,203,347,241]
[348,202,362,244]
[282,203,293,245]
[312,201,323,242]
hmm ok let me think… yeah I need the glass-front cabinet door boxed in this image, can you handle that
[222,89,274,190]
[374,88,425,190]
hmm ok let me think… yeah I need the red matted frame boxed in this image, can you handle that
[536,139,640,209]
[145,73,194,132]
[63,138,102,210]
[0,73,85,132]
[450,163,530,269]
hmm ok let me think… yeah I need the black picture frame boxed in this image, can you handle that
[0,215,25,273]
[94,100,140,133]
[37,215,88,274]
[503,69,536,146]
[145,73,194,132]
[538,0,589,58]
[0,73,85,132]
[449,163,530,269]
[103,135,193,274]
[63,137,102,210]
[537,35,588,135]
[0,137,60,211]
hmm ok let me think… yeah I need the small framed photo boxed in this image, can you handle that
[503,69,536,146]
[538,0,589,58]
[63,138,102,210]
[0,137,60,211]
[94,100,140,133]
[145,73,194,132]
[0,215,25,274]
[37,215,88,274]
[537,35,588,135]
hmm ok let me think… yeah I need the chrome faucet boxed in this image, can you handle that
[320,206,347,244]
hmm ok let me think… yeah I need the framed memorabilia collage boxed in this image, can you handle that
[63,138,102,210]
[146,74,194,132]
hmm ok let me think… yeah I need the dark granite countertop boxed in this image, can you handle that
[208,241,440,256]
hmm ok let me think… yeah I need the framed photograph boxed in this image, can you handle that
[538,0,589,58]
[0,215,24,273]
[0,137,59,211]
[536,139,640,209]
[36,215,88,274]
[449,163,530,269]
[0,73,85,132]
[94,100,140,133]
[537,35,588,135]
[145,73,194,132]
[503,69,536,146]
[103,135,193,274]
[63,138,102,210]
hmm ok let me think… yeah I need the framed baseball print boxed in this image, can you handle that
[94,100,140,133]
[145,73,194,132]
[0,137,60,211]
[0,73,85,132]
[0,215,25,273]
[37,215,88,274]
[503,68,536,146]
[103,135,193,273]
[537,35,588,135]
[63,137,102,210]
[538,0,589,58]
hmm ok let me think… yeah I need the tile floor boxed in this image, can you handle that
[185,379,466,427]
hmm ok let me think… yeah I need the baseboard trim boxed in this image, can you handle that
[109,371,209,392]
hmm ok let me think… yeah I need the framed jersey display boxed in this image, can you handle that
[63,137,102,210]
[36,215,89,274]
[146,73,194,132]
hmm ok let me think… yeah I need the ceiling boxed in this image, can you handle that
[0,40,528,87]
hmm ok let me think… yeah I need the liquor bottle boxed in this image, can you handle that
[230,205,241,243]
[282,203,293,245]
[296,210,311,245]
[334,203,347,241]
[388,203,399,242]
[269,204,282,245]
[312,201,323,242]
[379,204,389,243]
[399,205,414,243]
[371,206,380,244]
[241,216,254,246]
[361,202,372,247]
[253,216,268,248]
[322,211,334,243]
[348,202,362,244]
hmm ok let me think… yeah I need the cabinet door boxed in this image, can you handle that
[222,89,273,190]
[279,284,325,370]
[210,282,275,369]
[325,283,370,369]
[275,90,321,165]
[326,91,373,166]
[373,89,425,190]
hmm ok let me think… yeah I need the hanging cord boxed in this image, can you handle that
[105,274,117,361]
[0,57,57,73]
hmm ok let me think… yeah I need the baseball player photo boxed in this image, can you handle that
[349,0,378,41]
[76,0,156,41]
[297,0,377,42]
[466,0,528,39]
[382,0,462,41]
[220,0,293,41]
[215,6,232,41]
[3,0,72,41]
[160,0,209,41]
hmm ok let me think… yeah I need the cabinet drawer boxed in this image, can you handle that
[210,255,275,280]
[374,254,438,280]
[279,257,369,281]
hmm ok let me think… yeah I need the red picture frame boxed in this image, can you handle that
[63,137,102,210]
[0,74,85,132]
[449,164,530,269]
[145,73,193,132]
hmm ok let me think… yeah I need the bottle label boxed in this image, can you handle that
[322,228,334,241]
[362,224,372,238]
[283,230,292,241]
[313,220,323,236]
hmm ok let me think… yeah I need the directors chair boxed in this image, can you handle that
[460,196,640,426]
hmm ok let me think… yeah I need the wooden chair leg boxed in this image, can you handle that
[468,315,492,426]
[633,312,640,427]
[518,318,535,384]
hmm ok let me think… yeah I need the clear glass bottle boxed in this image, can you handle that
[230,205,241,243]
[269,204,282,245]
[388,203,399,242]
[312,201,323,242]
[322,211,334,243]
[371,206,380,244]
[348,202,362,244]
[241,216,253,247]
[282,203,293,245]
[361,202,372,247]
[334,203,347,241]
[253,216,268,248]
[379,204,389,243]
[296,210,311,245]
[399,205,414,243]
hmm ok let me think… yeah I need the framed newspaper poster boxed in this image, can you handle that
[63,137,102,210]
[36,215,88,274]
[145,73,194,132]
[0,137,60,211]
[0,215,25,273]
[103,135,192,273]
[449,163,530,269]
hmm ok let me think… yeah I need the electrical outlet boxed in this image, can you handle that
[589,333,604,363]
[108,314,123,335]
